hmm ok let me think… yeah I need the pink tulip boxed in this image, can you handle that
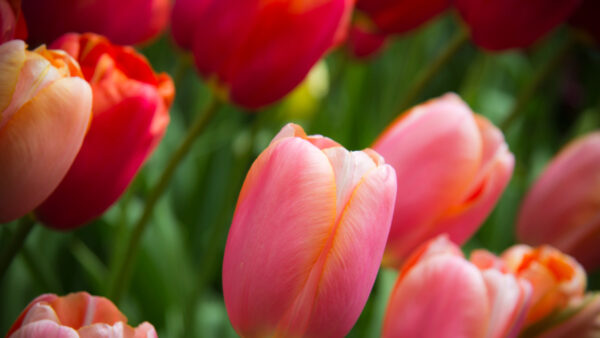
[222,123,397,337]
[170,0,353,109]
[455,0,582,50]
[383,235,532,338]
[517,132,600,270]
[6,292,157,338]
[373,93,514,268]
[21,0,170,46]
[35,33,173,229]
[0,0,27,43]
[0,39,92,223]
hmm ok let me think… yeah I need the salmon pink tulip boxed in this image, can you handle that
[6,292,157,337]
[517,132,600,270]
[373,93,514,268]
[222,123,397,337]
[21,0,170,46]
[383,235,532,338]
[171,0,353,109]
[0,0,27,43]
[0,39,92,223]
[455,0,582,50]
[35,33,173,229]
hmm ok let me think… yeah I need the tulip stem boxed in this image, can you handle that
[395,27,469,114]
[0,215,36,281]
[108,96,222,303]
[501,37,575,131]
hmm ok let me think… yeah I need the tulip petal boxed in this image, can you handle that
[223,137,337,336]
[382,255,490,338]
[49,292,127,329]
[22,303,61,326]
[134,322,158,338]
[0,39,25,117]
[8,320,79,338]
[0,77,92,222]
[77,322,133,338]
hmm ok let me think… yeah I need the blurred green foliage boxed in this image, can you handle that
[1,12,600,337]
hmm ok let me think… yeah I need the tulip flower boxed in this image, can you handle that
[21,0,170,46]
[222,123,397,337]
[355,0,450,36]
[530,293,600,338]
[6,292,157,337]
[347,20,387,59]
[0,0,27,43]
[455,0,582,50]
[383,235,532,338]
[373,93,514,268]
[570,0,600,45]
[35,33,173,229]
[517,132,600,270]
[170,0,353,109]
[0,40,92,223]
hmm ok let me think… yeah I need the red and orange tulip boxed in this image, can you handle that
[222,123,397,337]
[6,292,157,337]
[517,132,600,271]
[455,0,582,50]
[373,93,514,268]
[21,0,170,46]
[171,0,353,109]
[35,33,173,229]
[0,39,92,223]
[383,235,532,338]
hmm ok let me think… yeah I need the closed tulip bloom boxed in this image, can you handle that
[171,0,353,109]
[223,123,397,337]
[21,0,170,46]
[517,132,600,270]
[0,0,27,43]
[6,292,157,337]
[35,33,173,229]
[373,93,514,268]
[455,0,582,51]
[0,40,92,223]
[355,0,450,36]
[383,235,532,338]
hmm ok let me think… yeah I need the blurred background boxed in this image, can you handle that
[1,8,600,337]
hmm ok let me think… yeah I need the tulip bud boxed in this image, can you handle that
[0,40,92,223]
[0,0,27,43]
[21,0,170,46]
[501,245,586,326]
[222,123,397,337]
[35,33,173,229]
[517,132,600,270]
[170,0,353,109]
[383,235,532,338]
[355,0,450,36]
[455,0,582,51]
[6,292,157,337]
[373,93,514,268]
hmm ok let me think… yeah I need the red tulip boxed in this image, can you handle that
[21,0,170,46]
[383,235,531,338]
[347,20,388,59]
[0,40,92,223]
[373,93,514,268]
[7,292,157,337]
[455,0,582,51]
[0,0,27,43]
[35,33,173,229]
[517,132,600,271]
[222,123,397,337]
[355,0,450,36]
[171,0,353,109]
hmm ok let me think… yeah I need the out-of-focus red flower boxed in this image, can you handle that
[347,18,387,59]
[0,0,27,43]
[0,40,92,223]
[35,33,173,230]
[223,123,397,337]
[6,292,157,337]
[373,93,514,268]
[570,0,600,45]
[21,0,170,46]
[455,0,582,51]
[171,0,353,109]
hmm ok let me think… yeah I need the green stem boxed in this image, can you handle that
[108,96,222,303]
[501,38,575,131]
[0,216,35,281]
[396,28,469,114]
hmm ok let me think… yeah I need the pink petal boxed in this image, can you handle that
[9,320,79,338]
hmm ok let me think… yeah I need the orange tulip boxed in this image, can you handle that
[6,292,157,337]
[0,39,92,223]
